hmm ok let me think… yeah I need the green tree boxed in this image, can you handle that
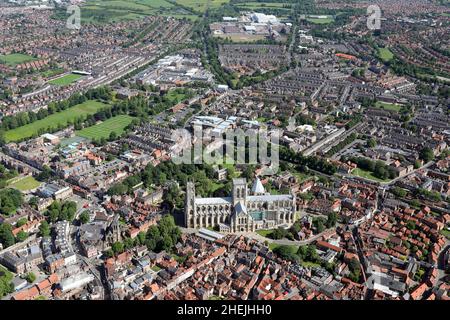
[367,138,377,148]
[111,242,124,255]
[273,245,298,262]
[79,211,90,224]
[39,220,51,237]
[16,218,28,228]
[0,223,15,248]
[419,147,434,162]
[26,272,36,283]
[326,212,338,228]
[16,231,28,242]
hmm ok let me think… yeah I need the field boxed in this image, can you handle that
[76,115,135,140]
[4,100,108,142]
[7,176,41,191]
[375,101,402,112]
[214,34,268,42]
[0,53,37,67]
[306,16,334,24]
[268,243,298,252]
[48,74,83,86]
[351,168,390,183]
[176,0,229,12]
[256,229,273,238]
[378,47,394,62]
[41,68,65,78]
[235,1,292,13]
[80,0,198,23]
[236,2,290,9]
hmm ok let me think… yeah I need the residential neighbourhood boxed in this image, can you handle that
[0,0,448,304]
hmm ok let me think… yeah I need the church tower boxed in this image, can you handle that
[185,181,196,228]
[232,178,248,206]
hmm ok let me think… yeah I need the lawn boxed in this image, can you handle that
[76,115,135,140]
[0,53,37,67]
[151,265,162,272]
[80,0,200,23]
[351,168,390,183]
[256,229,273,238]
[4,100,108,142]
[440,228,450,240]
[176,0,229,12]
[306,16,334,24]
[377,47,394,62]
[236,2,290,9]
[48,73,83,86]
[8,176,41,191]
[41,68,65,78]
[374,101,402,112]
[300,261,321,268]
[268,243,298,252]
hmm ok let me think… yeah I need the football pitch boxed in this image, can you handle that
[48,73,83,86]
[76,115,135,140]
[4,100,109,142]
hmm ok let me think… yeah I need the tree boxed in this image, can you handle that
[270,227,288,240]
[16,218,27,228]
[0,188,23,215]
[39,220,51,237]
[326,212,338,228]
[313,218,325,233]
[273,245,298,262]
[0,223,15,248]
[414,160,421,169]
[306,245,318,262]
[111,242,124,255]
[367,138,377,148]
[16,231,28,242]
[26,272,36,283]
[419,147,434,162]
[79,211,90,224]
[392,186,407,198]
[347,258,361,282]
[109,131,117,141]
[406,220,416,230]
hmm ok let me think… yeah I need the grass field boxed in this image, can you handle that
[256,229,273,238]
[76,115,134,140]
[306,15,334,24]
[49,73,83,86]
[377,47,394,62]
[351,168,390,183]
[41,68,65,78]
[236,2,290,9]
[375,101,402,112]
[4,100,108,142]
[214,34,268,42]
[0,53,37,67]
[81,0,198,23]
[176,0,229,12]
[7,176,41,191]
[268,243,298,252]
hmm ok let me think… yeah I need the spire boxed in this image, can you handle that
[251,177,265,195]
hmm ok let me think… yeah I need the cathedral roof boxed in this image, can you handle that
[251,177,265,194]
[235,201,247,215]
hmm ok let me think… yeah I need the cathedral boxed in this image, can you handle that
[185,178,296,233]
